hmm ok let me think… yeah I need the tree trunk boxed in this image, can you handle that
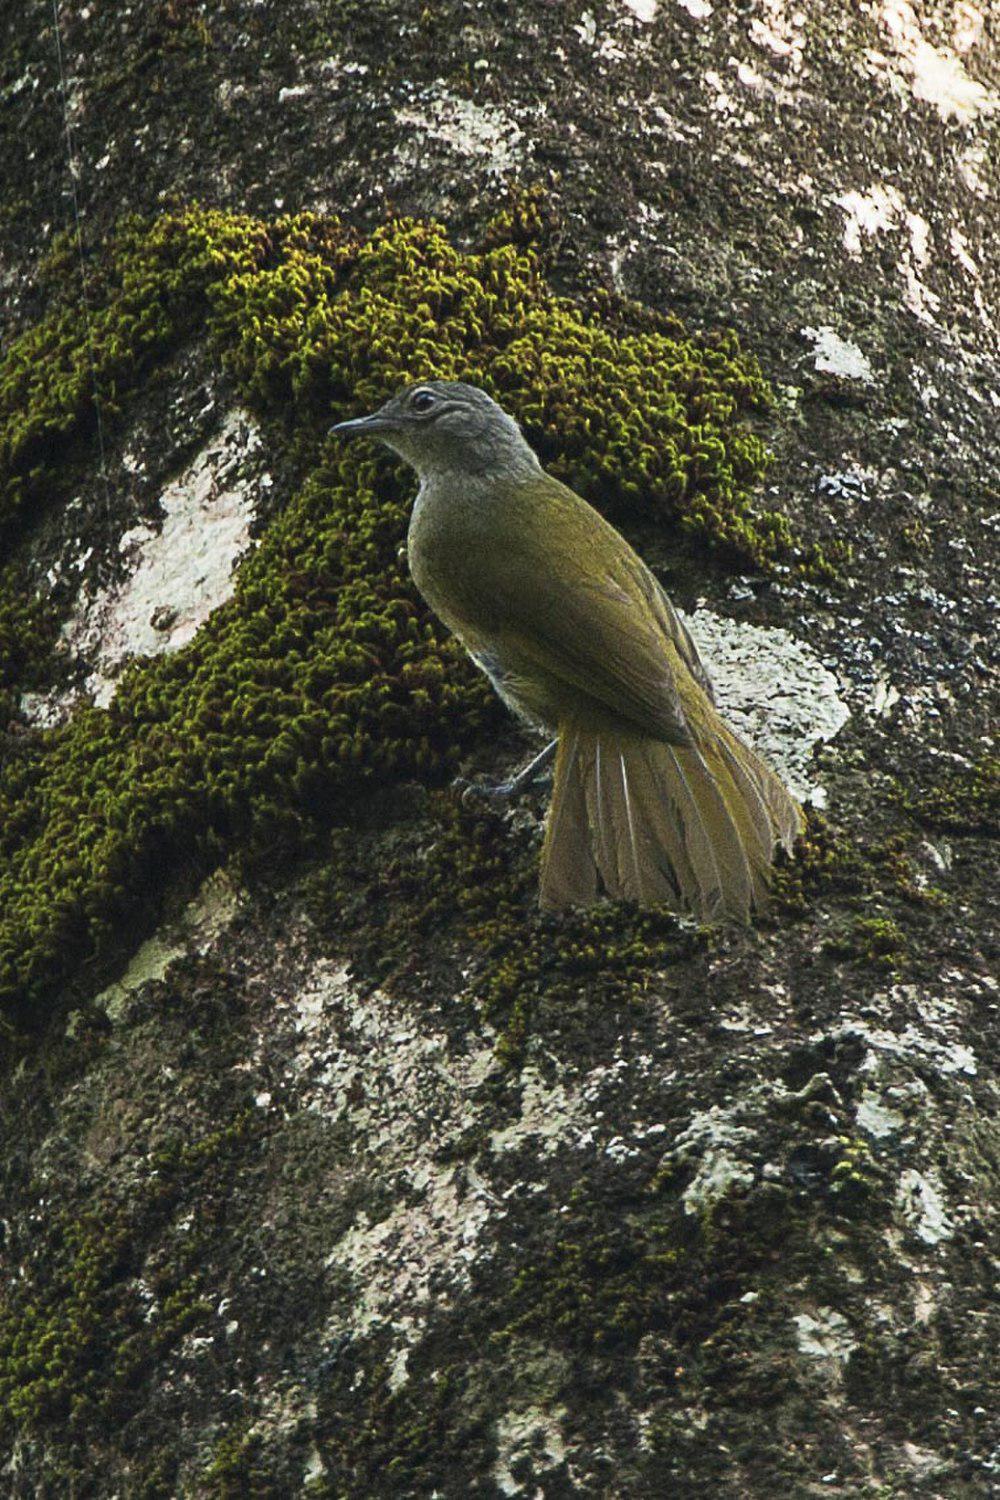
[0,2,996,1494]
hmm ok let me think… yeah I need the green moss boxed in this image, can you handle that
[0,204,809,1019]
[765,809,865,917]
[479,183,560,251]
[0,560,57,721]
[0,207,269,541]
[318,1362,496,1499]
[900,754,999,837]
[829,1135,885,1212]
[304,793,705,1063]
[305,1112,902,1494]
[873,834,949,909]
[797,536,854,583]
[155,0,214,52]
[824,914,908,970]
[202,1423,285,1500]
[478,903,706,1065]
[501,1186,692,1355]
[0,1112,251,1437]
[765,813,946,970]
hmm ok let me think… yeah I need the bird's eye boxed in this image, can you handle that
[409,389,437,413]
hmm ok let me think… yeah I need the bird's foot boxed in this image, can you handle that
[454,739,557,805]
[455,775,524,805]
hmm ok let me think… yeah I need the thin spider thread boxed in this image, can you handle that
[51,0,113,531]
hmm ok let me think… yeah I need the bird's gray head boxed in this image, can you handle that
[330,381,541,480]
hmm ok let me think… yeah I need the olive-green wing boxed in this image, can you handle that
[611,546,715,703]
[461,477,697,743]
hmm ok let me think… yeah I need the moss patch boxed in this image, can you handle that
[0,559,57,722]
[201,1423,288,1500]
[0,1111,253,1441]
[0,204,806,1021]
[303,791,707,1063]
[312,1148,897,1497]
[900,754,999,838]
[0,209,269,540]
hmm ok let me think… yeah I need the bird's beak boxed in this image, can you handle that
[329,411,395,437]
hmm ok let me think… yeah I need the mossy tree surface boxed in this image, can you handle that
[0,205,794,1024]
[1,0,998,1489]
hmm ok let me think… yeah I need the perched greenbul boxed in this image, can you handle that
[332,381,803,920]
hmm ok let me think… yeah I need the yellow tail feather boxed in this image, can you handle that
[539,713,803,921]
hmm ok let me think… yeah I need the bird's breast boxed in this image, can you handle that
[407,479,503,637]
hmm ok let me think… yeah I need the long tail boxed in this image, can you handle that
[539,715,804,921]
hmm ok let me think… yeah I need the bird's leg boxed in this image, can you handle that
[456,739,557,804]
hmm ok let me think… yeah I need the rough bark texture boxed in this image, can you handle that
[0,2,997,1496]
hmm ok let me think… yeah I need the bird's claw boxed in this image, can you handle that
[454,775,517,805]
[453,741,557,806]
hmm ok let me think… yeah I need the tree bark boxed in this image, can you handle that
[0,2,997,1495]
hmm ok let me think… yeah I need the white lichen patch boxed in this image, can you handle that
[93,869,241,1023]
[953,2,986,54]
[284,961,498,1138]
[494,1407,568,1496]
[803,325,874,383]
[488,1068,591,1156]
[327,1164,495,1343]
[663,1105,758,1215]
[259,961,501,1352]
[747,3,806,72]
[622,0,658,20]
[396,90,523,176]
[573,10,629,61]
[681,609,850,807]
[250,958,669,1372]
[855,1090,906,1140]
[836,184,899,256]
[897,1168,954,1246]
[949,226,979,278]
[843,987,979,1079]
[957,140,989,195]
[24,409,264,723]
[792,1307,857,1366]
[835,185,942,324]
[676,0,712,16]
[878,0,999,124]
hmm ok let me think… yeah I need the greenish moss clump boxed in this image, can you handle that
[201,1424,284,1500]
[829,1135,884,1210]
[765,810,864,917]
[305,794,705,1062]
[0,561,56,722]
[901,754,999,837]
[0,1114,250,1437]
[0,209,269,539]
[317,1361,493,1499]
[823,915,908,971]
[0,205,795,1019]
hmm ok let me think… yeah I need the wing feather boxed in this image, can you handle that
[448,476,694,742]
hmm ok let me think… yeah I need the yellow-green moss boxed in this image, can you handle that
[0,208,269,539]
[764,810,864,917]
[501,1187,690,1354]
[0,205,804,1018]
[901,754,999,838]
[0,1112,251,1435]
[829,1135,883,1209]
[304,794,706,1063]
[0,561,56,721]
[201,1423,283,1499]
[823,914,908,970]
[317,1359,493,1497]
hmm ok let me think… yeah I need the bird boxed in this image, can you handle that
[331,380,803,921]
